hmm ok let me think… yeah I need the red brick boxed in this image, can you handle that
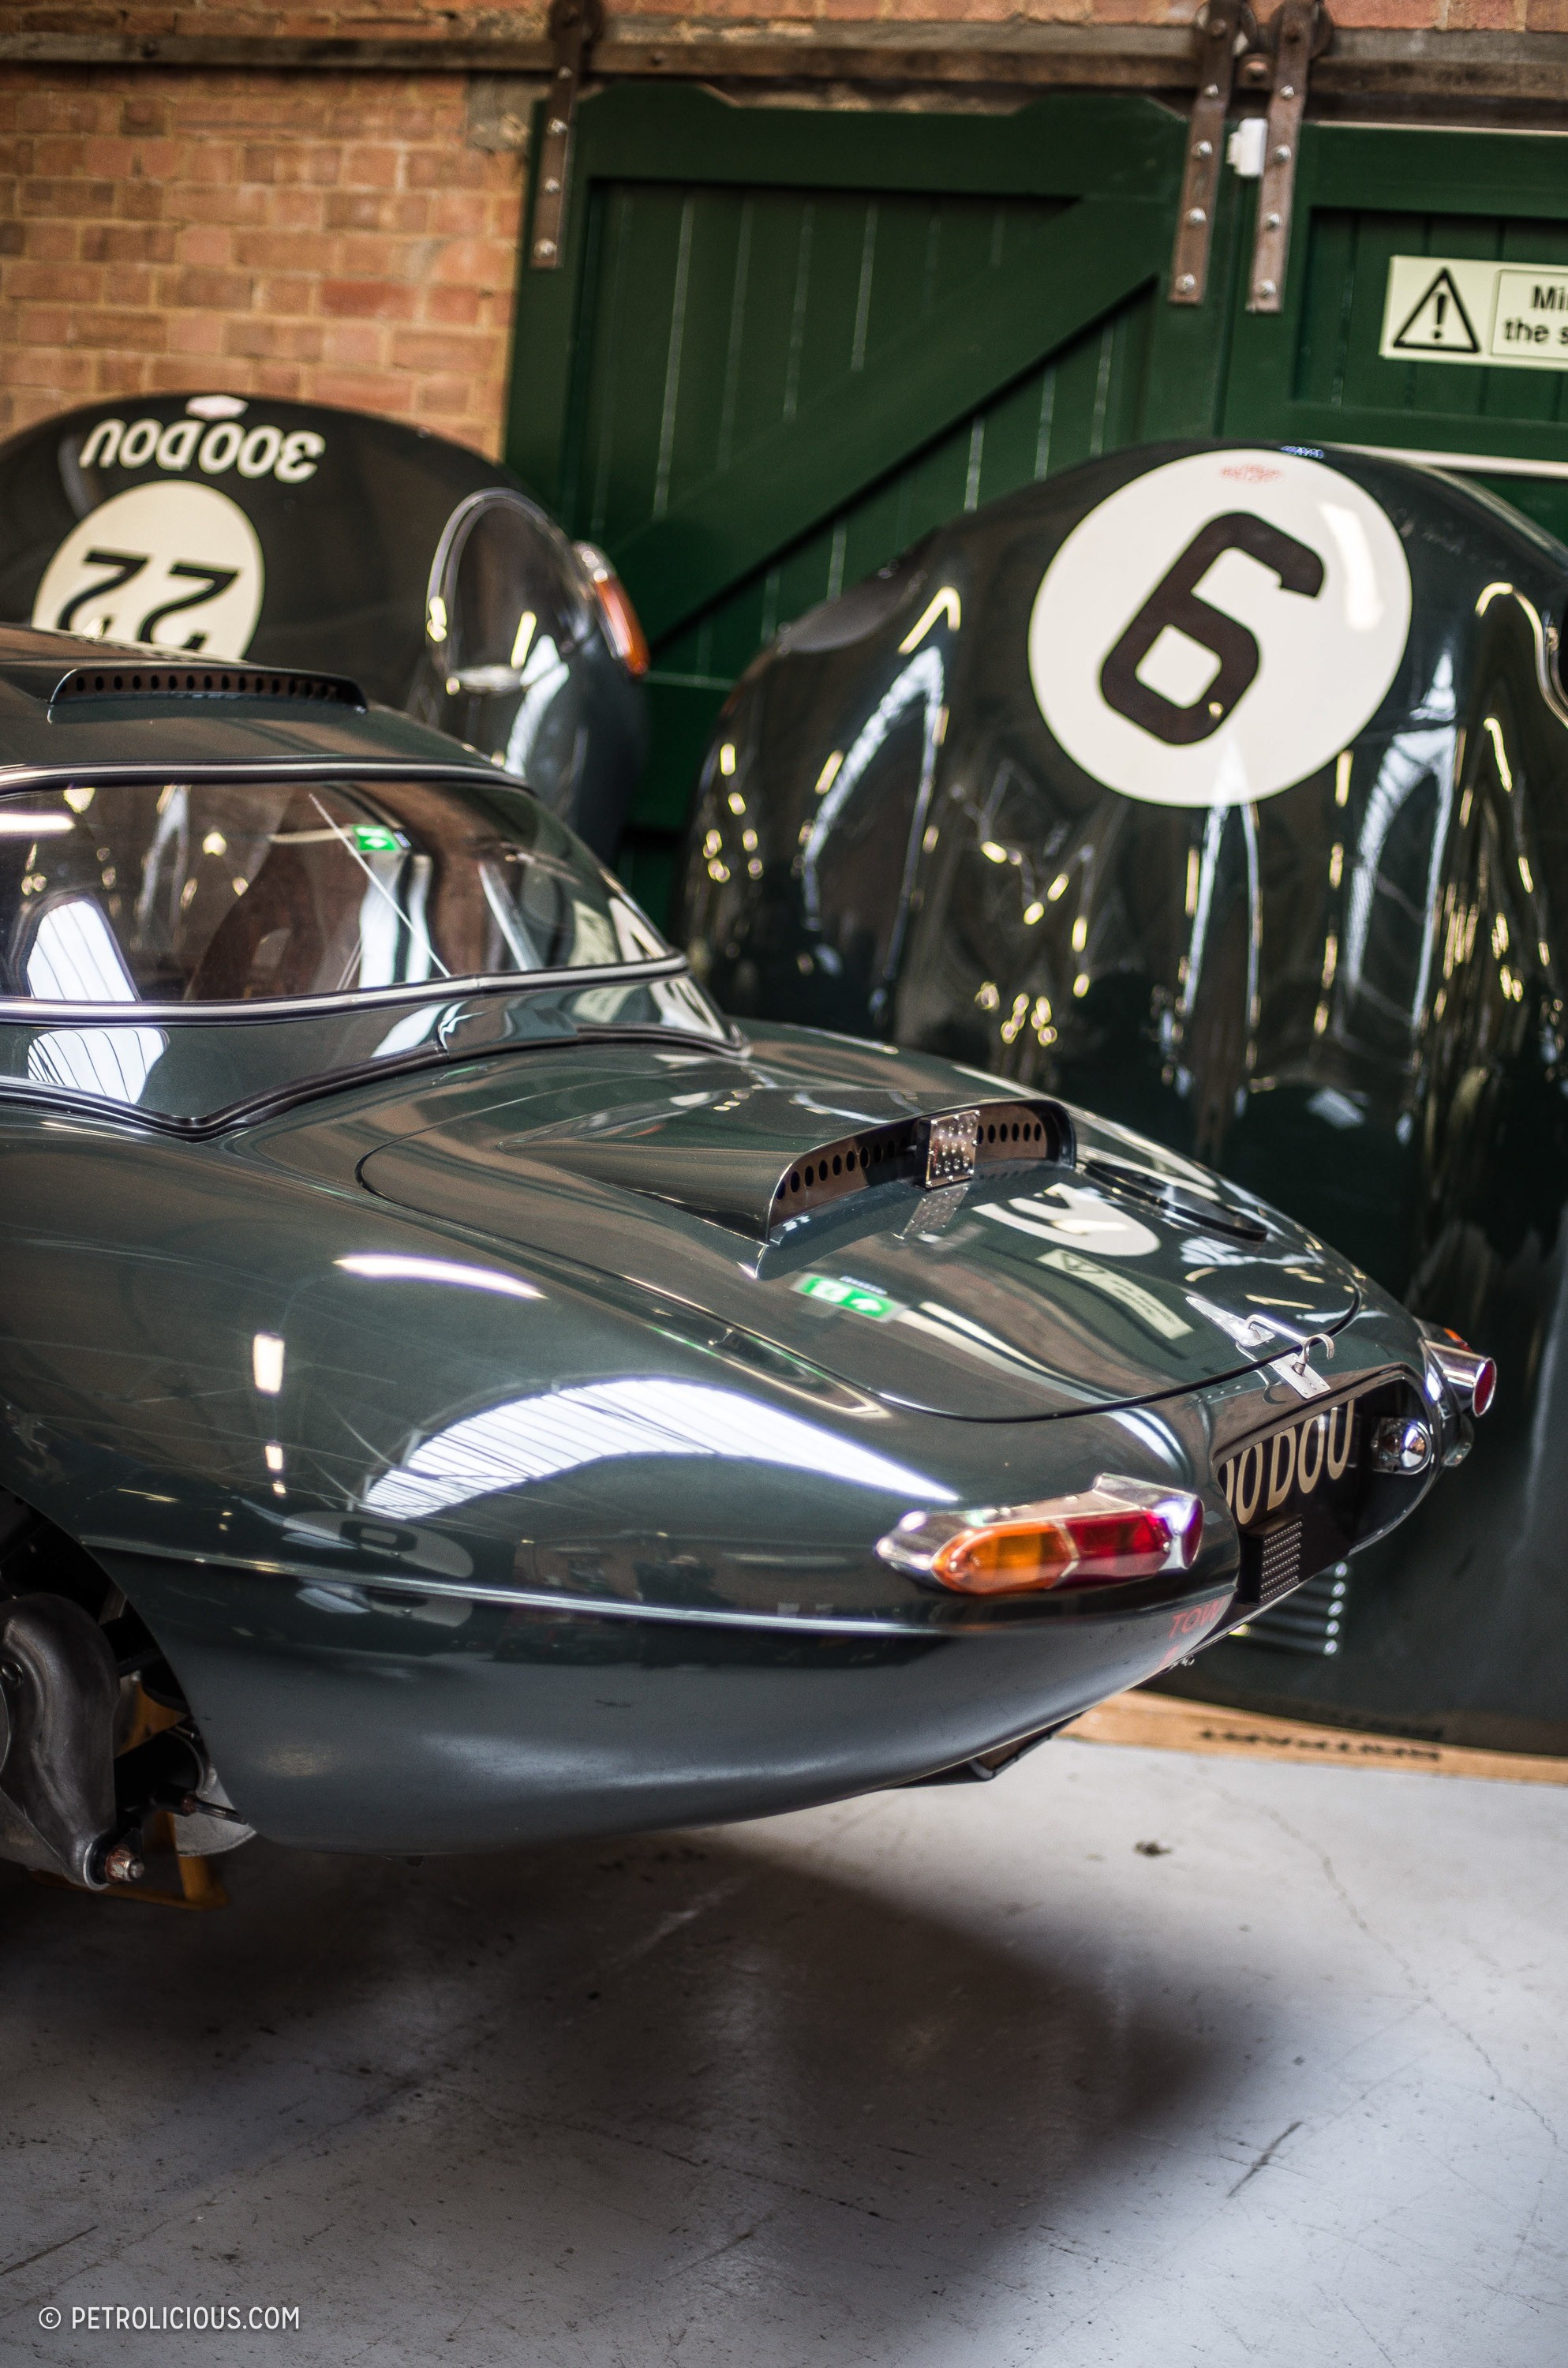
[432,236,516,290]
[84,220,179,264]
[314,366,414,414]
[324,189,393,233]
[95,353,157,398]
[9,303,75,347]
[425,283,484,328]
[164,263,256,309]
[71,309,168,354]
[118,181,167,222]
[342,144,400,189]
[123,137,184,182]
[20,221,77,263]
[21,178,118,217]
[318,275,416,319]
[31,136,88,177]
[250,362,307,399]
[170,223,233,267]
[426,191,494,242]
[405,148,490,193]
[189,185,273,230]
[0,344,95,392]
[320,320,384,367]
[222,316,327,362]
[121,97,171,135]
[388,326,485,374]
[166,312,229,358]
[413,373,482,422]
[244,272,309,317]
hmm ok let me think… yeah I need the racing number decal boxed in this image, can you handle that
[133,562,241,648]
[1098,511,1324,747]
[53,549,240,647]
[51,549,147,635]
[1028,449,1412,808]
[32,482,264,661]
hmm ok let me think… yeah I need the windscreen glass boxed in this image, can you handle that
[0,775,670,1006]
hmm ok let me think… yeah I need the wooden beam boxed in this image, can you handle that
[614,190,1170,644]
[1065,1688,1568,1785]
[4,23,1568,114]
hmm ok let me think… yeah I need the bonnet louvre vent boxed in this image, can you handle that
[767,1097,1072,1238]
[50,663,366,710]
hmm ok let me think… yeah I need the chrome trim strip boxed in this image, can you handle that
[84,1535,926,1636]
[0,1019,750,1138]
[1344,440,1568,485]
[0,950,692,1024]
[0,757,520,789]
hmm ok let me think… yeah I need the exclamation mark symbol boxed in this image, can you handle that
[1435,290,1448,342]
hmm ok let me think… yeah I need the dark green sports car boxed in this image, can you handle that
[0,625,1488,1891]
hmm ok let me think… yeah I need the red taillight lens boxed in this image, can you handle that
[574,541,649,676]
[1424,1336,1498,1418]
[878,1478,1204,1598]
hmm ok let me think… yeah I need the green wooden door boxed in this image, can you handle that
[507,88,1222,916]
[506,92,1568,920]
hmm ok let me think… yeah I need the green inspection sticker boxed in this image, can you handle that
[353,824,402,855]
[793,1273,900,1321]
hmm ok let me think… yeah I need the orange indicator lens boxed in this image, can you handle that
[932,1503,1188,1595]
[574,541,651,676]
[594,575,649,676]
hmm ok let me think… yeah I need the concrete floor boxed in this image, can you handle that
[1,1739,1563,2368]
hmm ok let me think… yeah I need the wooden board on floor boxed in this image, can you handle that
[1064,1689,1568,1786]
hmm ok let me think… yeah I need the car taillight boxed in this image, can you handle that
[574,541,649,676]
[876,1477,1205,1597]
[1424,1334,1497,1418]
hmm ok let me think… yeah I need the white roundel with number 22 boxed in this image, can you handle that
[1028,449,1413,808]
[32,482,264,661]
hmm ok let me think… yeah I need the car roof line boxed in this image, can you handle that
[0,756,520,792]
[0,950,693,1025]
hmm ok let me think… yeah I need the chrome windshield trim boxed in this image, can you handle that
[0,951,694,1025]
[0,757,520,790]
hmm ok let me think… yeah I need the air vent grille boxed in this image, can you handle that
[1233,1562,1351,1657]
[51,663,366,710]
[766,1097,1070,1238]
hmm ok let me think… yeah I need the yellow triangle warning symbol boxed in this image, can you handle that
[1392,268,1480,354]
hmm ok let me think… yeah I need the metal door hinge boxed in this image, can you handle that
[1247,0,1333,313]
[529,0,604,272]
[1169,2,1255,308]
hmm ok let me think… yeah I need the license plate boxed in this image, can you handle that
[1216,1396,1360,1533]
[1216,1392,1368,1609]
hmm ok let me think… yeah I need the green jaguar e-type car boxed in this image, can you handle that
[0,624,1489,1891]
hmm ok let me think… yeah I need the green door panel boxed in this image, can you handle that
[597,190,1165,644]
[506,89,1192,918]
[1222,125,1568,546]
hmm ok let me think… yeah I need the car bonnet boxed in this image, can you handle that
[355,1042,1360,1422]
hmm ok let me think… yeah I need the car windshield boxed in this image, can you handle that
[0,774,671,1007]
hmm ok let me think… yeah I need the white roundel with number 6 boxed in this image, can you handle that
[1028,448,1413,808]
[32,481,264,660]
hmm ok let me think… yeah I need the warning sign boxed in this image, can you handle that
[1380,255,1568,370]
[1389,267,1480,355]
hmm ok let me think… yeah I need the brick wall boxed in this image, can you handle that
[0,68,525,451]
